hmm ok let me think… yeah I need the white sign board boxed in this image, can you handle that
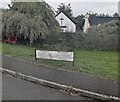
[36,50,74,62]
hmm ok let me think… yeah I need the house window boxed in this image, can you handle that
[61,26,67,32]
[61,26,67,28]
[60,17,64,26]
[61,29,64,32]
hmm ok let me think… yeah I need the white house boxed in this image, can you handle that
[55,11,76,33]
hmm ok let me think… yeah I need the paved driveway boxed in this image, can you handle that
[2,73,93,100]
[2,55,119,97]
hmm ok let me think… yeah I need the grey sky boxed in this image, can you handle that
[47,2,118,16]
[0,0,119,17]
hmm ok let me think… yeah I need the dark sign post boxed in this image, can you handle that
[35,49,37,61]
[73,51,75,66]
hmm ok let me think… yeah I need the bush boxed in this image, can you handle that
[44,20,119,51]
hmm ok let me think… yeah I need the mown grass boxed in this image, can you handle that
[1,42,119,80]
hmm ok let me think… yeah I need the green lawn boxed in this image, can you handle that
[1,43,119,80]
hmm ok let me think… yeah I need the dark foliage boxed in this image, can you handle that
[2,2,60,45]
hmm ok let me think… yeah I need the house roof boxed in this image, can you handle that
[76,16,119,31]
[55,11,76,24]
[89,16,119,26]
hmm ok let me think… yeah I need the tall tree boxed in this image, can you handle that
[2,2,60,45]
[56,3,73,18]
[113,12,119,17]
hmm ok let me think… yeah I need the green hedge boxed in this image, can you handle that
[13,20,119,51]
[44,20,119,51]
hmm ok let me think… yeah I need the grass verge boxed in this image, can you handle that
[1,42,119,80]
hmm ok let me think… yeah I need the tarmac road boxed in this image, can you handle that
[2,55,119,97]
[2,73,94,100]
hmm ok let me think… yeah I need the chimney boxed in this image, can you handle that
[83,14,90,33]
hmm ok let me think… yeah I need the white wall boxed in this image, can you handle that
[83,17,90,33]
[56,12,76,33]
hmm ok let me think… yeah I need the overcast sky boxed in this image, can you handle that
[0,0,119,17]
